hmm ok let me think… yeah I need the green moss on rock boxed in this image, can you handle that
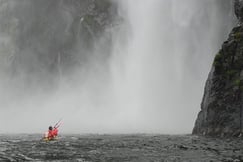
[226,69,238,78]
[234,79,241,87]
[233,32,243,41]
[213,52,223,66]
[213,51,224,74]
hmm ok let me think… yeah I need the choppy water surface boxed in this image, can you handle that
[0,134,242,161]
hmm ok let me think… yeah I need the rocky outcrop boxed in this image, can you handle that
[235,0,243,22]
[193,1,243,137]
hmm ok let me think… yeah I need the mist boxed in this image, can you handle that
[0,0,235,134]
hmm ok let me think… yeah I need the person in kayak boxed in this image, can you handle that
[43,120,62,141]
[48,126,58,140]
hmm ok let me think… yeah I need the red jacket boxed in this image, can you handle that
[48,128,58,139]
[53,128,58,136]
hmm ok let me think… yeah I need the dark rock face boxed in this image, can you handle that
[235,0,243,22]
[193,3,243,136]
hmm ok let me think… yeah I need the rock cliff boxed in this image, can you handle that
[193,0,243,137]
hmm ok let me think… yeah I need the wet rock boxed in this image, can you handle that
[193,24,243,137]
[193,1,243,137]
[235,0,243,22]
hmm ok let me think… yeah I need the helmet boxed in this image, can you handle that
[49,126,53,130]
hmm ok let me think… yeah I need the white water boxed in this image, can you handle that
[108,0,235,133]
[0,0,235,134]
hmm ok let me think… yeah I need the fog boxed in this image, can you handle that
[0,0,235,134]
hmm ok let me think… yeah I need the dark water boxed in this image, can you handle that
[0,134,242,162]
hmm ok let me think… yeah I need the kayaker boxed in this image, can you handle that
[48,126,58,140]
[43,119,62,141]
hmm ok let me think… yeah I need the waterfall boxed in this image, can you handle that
[108,0,235,133]
[0,0,235,133]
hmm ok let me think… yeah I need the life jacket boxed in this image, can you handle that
[53,128,58,136]
[48,128,58,140]
[48,130,54,139]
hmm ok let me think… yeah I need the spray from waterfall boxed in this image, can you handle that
[106,0,235,133]
[0,0,235,134]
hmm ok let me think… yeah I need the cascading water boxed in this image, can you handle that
[0,0,235,133]
[108,0,235,133]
